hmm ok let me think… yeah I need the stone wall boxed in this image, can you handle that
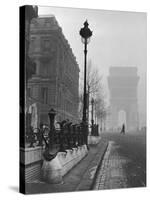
[20,147,44,182]
[20,145,88,183]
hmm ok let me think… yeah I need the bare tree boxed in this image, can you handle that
[87,60,103,97]
[79,59,105,124]
[95,97,106,131]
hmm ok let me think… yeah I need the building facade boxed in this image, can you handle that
[27,16,80,127]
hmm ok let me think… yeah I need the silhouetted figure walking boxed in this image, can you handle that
[120,123,125,135]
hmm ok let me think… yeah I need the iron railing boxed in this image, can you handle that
[23,121,88,151]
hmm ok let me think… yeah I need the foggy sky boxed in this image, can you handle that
[38,6,146,127]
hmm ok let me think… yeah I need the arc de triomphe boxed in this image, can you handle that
[107,67,139,131]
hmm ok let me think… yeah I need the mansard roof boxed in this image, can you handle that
[30,16,79,71]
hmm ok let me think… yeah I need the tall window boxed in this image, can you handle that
[30,38,36,52]
[41,87,48,104]
[42,39,50,51]
[42,61,49,76]
[27,88,31,98]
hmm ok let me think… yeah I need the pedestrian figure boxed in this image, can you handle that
[120,123,125,135]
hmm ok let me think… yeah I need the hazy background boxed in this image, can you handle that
[38,6,146,128]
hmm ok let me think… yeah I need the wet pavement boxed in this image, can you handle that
[93,141,128,189]
[93,131,146,190]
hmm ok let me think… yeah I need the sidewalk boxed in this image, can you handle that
[25,139,108,194]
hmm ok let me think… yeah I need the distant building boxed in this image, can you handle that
[27,16,80,126]
[107,67,139,131]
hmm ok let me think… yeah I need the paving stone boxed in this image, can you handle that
[93,141,128,190]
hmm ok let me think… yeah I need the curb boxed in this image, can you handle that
[90,142,109,190]
[75,141,108,191]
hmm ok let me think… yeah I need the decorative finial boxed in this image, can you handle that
[84,20,89,27]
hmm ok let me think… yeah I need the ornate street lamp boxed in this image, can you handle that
[48,108,56,149]
[79,20,92,125]
[48,108,56,132]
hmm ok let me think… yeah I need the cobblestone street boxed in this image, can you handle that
[93,131,146,190]
[94,141,128,189]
